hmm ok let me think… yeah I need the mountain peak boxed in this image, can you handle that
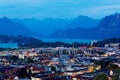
[51,13,120,39]
[68,15,100,28]
[0,17,33,36]
[98,13,120,28]
[77,15,92,19]
[114,13,120,19]
[0,17,12,22]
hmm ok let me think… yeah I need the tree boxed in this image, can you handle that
[95,58,112,69]
[51,65,56,72]
[97,51,105,55]
[10,56,19,62]
[108,63,119,70]
[27,58,34,63]
[17,68,28,79]
[112,75,119,80]
[93,73,108,80]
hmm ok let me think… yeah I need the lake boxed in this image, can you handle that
[40,38,98,43]
[0,43,18,48]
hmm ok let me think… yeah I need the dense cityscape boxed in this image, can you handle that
[0,41,119,80]
[0,0,120,80]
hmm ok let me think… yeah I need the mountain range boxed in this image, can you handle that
[51,13,120,39]
[12,16,100,36]
[0,13,119,39]
[0,17,33,36]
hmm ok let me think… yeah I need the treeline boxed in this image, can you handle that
[21,38,120,48]
[18,42,91,48]
[1,34,120,48]
[0,34,91,48]
[0,35,42,43]
[93,38,120,47]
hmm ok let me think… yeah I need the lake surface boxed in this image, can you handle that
[40,38,98,43]
[0,43,18,48]
[0,39,98,48]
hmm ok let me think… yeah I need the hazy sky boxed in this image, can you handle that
[0,0,120,19]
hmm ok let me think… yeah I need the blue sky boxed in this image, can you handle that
[0,0,120,19]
